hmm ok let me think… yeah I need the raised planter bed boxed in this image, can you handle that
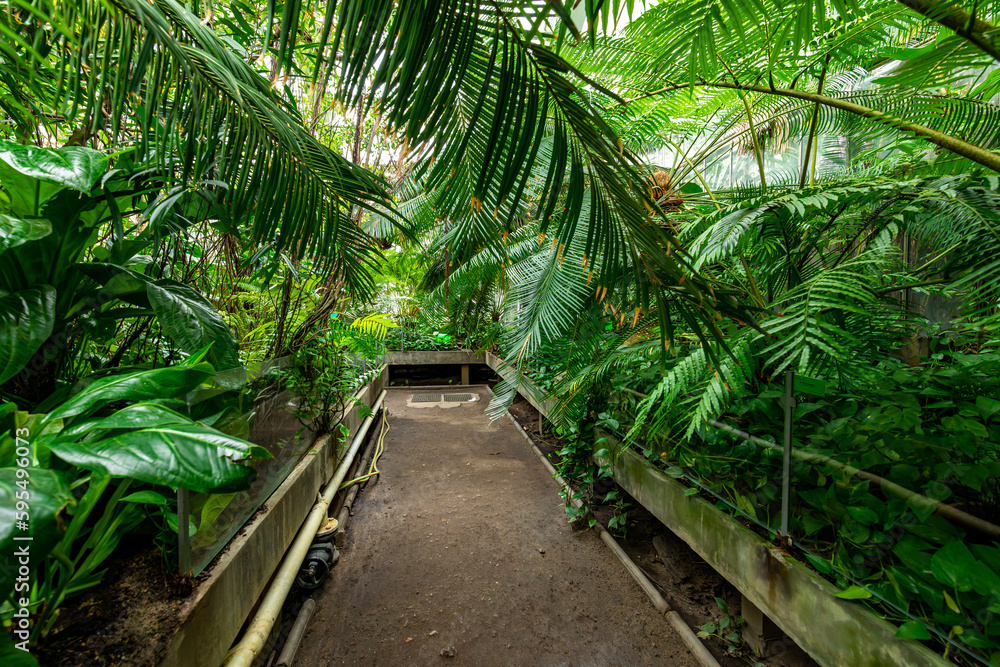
[384,349,485,365]
[485,352,558,417]
[591,430,950,667]
[159,366,388,667]
[384,350,486,385]
[489,359,949,667]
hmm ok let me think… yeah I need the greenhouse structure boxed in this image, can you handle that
[1,0,1000,665]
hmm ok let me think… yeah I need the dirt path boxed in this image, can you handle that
[299,387,700,666]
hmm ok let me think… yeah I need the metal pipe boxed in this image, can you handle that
[177,488,190,574]
[503,411,721,667]
[622,385,1000,540]
[274,599,317,667]
[779,370,795,535]
[225,390,388,667]
[708,418,1000,540]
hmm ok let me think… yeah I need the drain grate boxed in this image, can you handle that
[443,393,476,402]
[411,392,443,403]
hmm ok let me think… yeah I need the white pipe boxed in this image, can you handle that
[502,411,721,667]
[225,390,388,667]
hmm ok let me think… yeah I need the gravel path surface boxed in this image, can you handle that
[298,386,699,667]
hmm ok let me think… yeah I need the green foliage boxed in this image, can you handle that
[349,313,399,341]
[272,321,385,434]
[0,351,266,639]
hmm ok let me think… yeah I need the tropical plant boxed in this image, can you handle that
[0,347,267,645]
[270,317,387,434]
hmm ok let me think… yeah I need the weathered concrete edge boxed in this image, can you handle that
[384,350,485,365]
[593,429,950,667]
[161,365,389,667]
[484,352,559,417]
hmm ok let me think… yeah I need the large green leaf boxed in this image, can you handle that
[79,265,242,385]
[49,424,268,493]
[146,280,243,383]
[0,215,51,254]
[0,468,74,599]
[46,352,215,422]
[930,540,978,592]
[0,286,56,385]
[61,402,192,437]
[0,624,40,665]
[0,140,108,216]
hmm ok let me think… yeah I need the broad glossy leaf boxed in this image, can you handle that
[80,264,240,385]
[0,140,108,215]
[120,490,169,505]
[61,403,192,437]
[805,553,834,575]
[50,424,268,493]
[0,140,107,191]
[0,286,56,385]
[47,353,215,422]
[0,468,74,599]
[930,540,977,592]
[146,281,243,384]
[0,215,51,254]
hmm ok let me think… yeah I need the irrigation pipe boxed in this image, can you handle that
[502,410,721,667]
[339,413,389,490]
[620,387,1000,540]
[335,413,389,545]
[274,598,316,667]
[705,419,1000,540]
[224,390,388,667]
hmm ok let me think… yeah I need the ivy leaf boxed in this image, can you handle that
[895,620,932,640]
[805,553,834,574]
[930,541,977,592]
[833,585,872,600]
[942,590,961,614]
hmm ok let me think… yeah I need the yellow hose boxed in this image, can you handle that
[339,411,389,490]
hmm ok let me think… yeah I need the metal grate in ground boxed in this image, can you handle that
[443,393,476,402]
[411,392,443,403]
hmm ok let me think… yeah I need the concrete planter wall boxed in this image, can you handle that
[592,432,951,667]
[486,358,949,667]
[485,352,559,417]
[160,366,389,667]
[384,349,486,385]
[384,349,485,365]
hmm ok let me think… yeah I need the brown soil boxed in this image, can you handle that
[507,397,816,667]
[298,387,700,666]
[36,546,193,666]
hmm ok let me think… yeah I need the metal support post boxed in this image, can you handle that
[780,370,796,536]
